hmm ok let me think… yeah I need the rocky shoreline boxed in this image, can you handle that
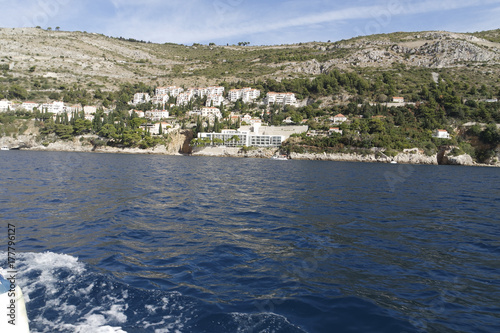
[2,134,497,167]
[184,146,496,167]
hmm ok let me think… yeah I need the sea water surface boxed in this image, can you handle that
[0,150,499,333]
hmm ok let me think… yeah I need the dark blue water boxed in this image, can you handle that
[1,150,499,333]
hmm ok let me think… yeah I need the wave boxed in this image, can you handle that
[1,251,312,333]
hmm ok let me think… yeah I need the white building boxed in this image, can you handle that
[242,88,260,102]
[265,92,297,106]
[240,114,261,125]
[156,86,184,97]
[329,127,343,135]
[21,102,39,112]
[151,94,170,106]
[129,110,145,118]
[176,91,195,106]
[140,121,171,135]
[206,94,225,107]
[189,107,222,121]
[145,109,169,121]
[392,97,405,103]
[205,86,225,96]
[66,105,83,114]
[84,106,97,115]
[41,101,65,114]
[197,122,284,147]
[0,100,13,112]
[201,107,222,119]
[333,113,347,124]
[229,89,240,102]
[241,114,252,124]
[133,93,151,105]
[229,88,261,102]
[80,105,96,121]
[432,129,451,139]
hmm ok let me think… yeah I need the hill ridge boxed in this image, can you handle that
[1,27,499,90]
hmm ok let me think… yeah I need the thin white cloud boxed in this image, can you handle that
[1,0,499,45]
[130,0,500,43]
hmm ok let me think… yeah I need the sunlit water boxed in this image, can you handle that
[1,150,499,332]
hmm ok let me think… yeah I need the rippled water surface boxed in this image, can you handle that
[1,150,499,332]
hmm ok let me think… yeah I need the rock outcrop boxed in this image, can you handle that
[289,151,438,164]
[191,146,278,158]
[437,146,475,166]
[167,130,193,154]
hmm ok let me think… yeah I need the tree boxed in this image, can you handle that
[9,85,28,100]
[480,124,500,145]
[121,128,142,147]
[92,111,103,132]
[231,135,240,145]
[49,92,61,100]
[40,118,56,135]
[73,119,92,135]
[129,117,146,129]
[56,27,60,31]
[99,124,118,139]
[55,124,74,140]
[212,138,223,145]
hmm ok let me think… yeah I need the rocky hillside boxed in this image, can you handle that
[1,28,500,90]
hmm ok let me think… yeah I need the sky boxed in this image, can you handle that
[1,0,500,45]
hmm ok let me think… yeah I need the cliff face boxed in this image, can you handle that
[0,119,40,149]
[167,130,193,154]
[281,32,500,74]
[437,146,475,166]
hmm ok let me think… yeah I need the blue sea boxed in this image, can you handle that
[1,150,499,333]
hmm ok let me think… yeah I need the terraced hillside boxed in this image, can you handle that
[1,27,500,93]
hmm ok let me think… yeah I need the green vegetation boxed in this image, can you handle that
[32,108,166,149]
[470,29,500,43]
[1,28,499,161]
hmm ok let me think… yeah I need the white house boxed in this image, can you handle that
[392,97,405,103]
[21,102,39,112]
[133,93,151,105]
[176,91,195,106]
[229,88,261,102]
[206,94,225,107]
[333,113,347,124]
[329,127,343,135]
[265,92,297,106]
[145,109,169,121]
[155,86,184,97]
[66,104,83,114]
[189,107,222,121]
[140,121,171,135]
[229,89,240,102]
[129,110,145,118]
[206,86,225,96]
[241,114,252,124]
[242,88,260,102]
[432,129,451,139]
[41,101,65,114]
[84,106,97,115]
[0,100,12,112]
[151,94,170,105]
